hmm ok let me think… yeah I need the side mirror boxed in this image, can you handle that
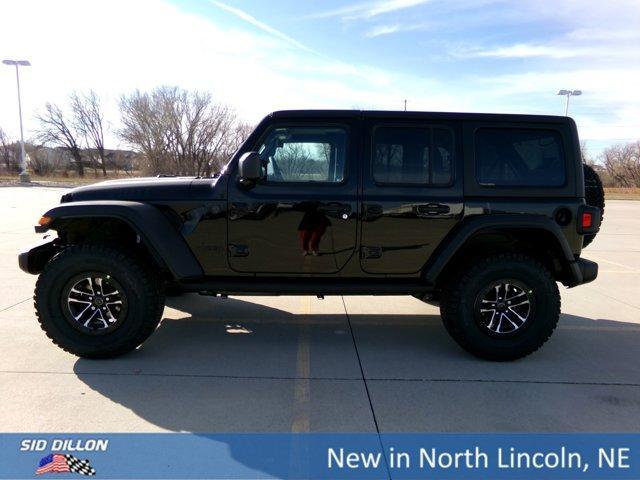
[238,152,262,181]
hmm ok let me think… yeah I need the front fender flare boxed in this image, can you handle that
[38,201,203,280]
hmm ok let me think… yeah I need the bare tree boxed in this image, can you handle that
[209,121,253,173]
[0,127,20,173]
[71,91,106,176]
[36,103,84,176]
[119,88,173,175]
[273,143,314,180]
[601,141,640,187]
[119,86,245,176]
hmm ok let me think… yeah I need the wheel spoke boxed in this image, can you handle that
[487,310,497,330]
[502,311,520,329]
[506,290,526,301]
[82,308,100,327]
[86,277,96,295]
[507,306,528,323]
[509,299,530,308]
[70,288,91,297]
[96,309,109,329]
[68,298,91,305]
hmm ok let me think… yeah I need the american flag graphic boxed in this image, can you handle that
[36,453,96,476]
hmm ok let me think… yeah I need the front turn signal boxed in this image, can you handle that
[38,216,52,227]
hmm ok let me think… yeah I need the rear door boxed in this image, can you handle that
[360,117,464,274]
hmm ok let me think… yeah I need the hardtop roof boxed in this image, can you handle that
[269,109,572,124]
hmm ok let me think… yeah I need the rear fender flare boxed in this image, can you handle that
[423,214,583,287]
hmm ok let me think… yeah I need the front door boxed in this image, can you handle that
[360,118,464,274]
[227,121,358,274]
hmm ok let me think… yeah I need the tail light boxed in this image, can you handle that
[577,205,600,235]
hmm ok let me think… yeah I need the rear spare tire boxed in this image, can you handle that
[583,163,605,248]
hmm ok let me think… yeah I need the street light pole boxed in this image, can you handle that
[557,89,582,116]
[2,59,31,183]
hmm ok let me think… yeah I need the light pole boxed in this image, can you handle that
[2,59,31,183]
[557,89,582,116]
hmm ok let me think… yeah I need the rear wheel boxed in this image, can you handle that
[440,254,560,361]
[34,244,165,358]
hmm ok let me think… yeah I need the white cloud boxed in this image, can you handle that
[311,0,431,20]
[365,24,402,37]
[364,22,429,37]
[208,0,318,54]
[459,44,582,59]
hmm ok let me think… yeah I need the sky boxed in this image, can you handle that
[1,0,639,157]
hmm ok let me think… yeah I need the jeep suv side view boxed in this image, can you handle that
[19,110,602,361]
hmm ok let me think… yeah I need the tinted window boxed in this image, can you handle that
[257,126,347,183]
[373,126,453,185]
[475,128,566,187]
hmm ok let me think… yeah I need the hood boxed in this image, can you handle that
[60,176,218,203]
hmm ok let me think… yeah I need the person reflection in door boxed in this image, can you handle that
[298,203,330,256]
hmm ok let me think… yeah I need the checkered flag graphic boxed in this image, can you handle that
[65,455,96,476]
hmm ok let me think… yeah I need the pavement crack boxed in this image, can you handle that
[341,296,392,480]
[0,297,31,313]
[2,370,640,387]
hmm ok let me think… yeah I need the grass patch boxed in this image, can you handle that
[605,188,640,200]
[0,172,139,187]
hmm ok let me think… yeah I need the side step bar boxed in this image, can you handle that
[179,278,433,296]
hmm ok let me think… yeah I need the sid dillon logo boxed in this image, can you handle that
[36,453,96,476]
[21,439,106,476]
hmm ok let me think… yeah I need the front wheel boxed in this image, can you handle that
[440,254,560,361]
[34,244,165,358]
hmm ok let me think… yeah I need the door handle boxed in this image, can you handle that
[323,204,352,218]
[363,204,383,221]
[416,203,450,216]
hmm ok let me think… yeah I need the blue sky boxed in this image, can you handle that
[1,0,639,157]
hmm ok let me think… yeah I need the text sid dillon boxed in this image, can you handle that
[20,439,109,452]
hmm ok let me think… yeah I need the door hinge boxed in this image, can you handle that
[228,244,249,257]
[361,246,382,259]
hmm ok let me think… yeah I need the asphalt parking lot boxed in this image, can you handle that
[1,186,639,433]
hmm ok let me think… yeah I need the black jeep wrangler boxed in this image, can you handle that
[19,110,603,361]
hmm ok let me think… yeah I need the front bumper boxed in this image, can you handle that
[18,238,60,275]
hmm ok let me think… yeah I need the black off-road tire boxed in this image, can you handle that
[440,254,560,361]
[583,163,605,248]
[34,244,165,358]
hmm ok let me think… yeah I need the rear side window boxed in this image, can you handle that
[475,128,566,187]
[373,126,453,185]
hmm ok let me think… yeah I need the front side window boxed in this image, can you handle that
[257,126,347,183]
[373,126,453,185]
[475,128,566,187]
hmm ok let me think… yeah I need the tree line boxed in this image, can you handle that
[582,141,640,188]
[0,86,252,178]
[1,94,639,186]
